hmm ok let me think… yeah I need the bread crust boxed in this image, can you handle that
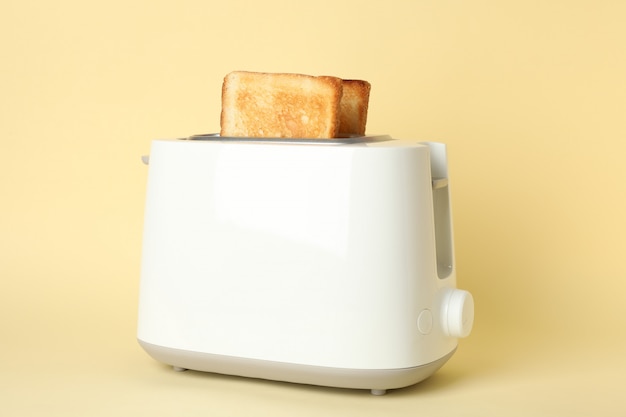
[220,71,344,138]
[338,79,371,136]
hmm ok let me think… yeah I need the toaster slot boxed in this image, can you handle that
[185,133,393,145]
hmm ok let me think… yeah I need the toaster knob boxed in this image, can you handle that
[441,288,474,338]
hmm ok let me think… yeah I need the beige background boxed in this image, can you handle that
[2,0,625,415]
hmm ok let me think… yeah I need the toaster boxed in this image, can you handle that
[137,134,474,395]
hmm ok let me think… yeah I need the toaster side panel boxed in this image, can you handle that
[138,140,457,370]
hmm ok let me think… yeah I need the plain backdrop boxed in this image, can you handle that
[1,1,625,415]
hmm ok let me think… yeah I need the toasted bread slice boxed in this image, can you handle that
[220,71,344,138]
[338,79,371,136]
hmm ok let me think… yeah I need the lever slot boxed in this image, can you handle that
[433,181,453,279]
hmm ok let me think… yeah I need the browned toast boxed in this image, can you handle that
[220,71,344,138]
[338,79,371,136]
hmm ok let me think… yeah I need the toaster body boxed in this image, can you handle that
[137,135,473,395]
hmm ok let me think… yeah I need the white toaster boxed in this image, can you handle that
[137,134,474,395]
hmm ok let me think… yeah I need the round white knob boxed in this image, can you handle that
[441,288,474,338]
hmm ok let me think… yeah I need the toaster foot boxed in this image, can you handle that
[173,366,188,372]
[370,389,387,396]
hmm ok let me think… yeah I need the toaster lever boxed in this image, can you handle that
[432,177,448,189]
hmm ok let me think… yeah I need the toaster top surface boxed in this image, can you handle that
[184,133,395,146]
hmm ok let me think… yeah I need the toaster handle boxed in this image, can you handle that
[432,177,448,189]
[141,155,150,165]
